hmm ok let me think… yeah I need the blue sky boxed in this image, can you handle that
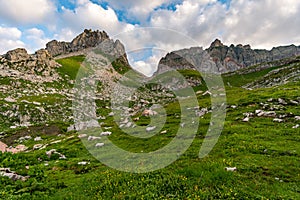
[0,0,299,75]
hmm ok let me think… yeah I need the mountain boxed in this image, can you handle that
[0,30,299,199]
[158,39,300,73]
[46,29,129,68]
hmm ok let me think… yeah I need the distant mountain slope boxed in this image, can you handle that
[158,39,300,73]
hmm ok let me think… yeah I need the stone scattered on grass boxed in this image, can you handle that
[4,97,17,103]
[142,109,157,116]
[46,149,66,159]
[50,140,62,144]
[34,136,43,141]
[146,126,156,132]
[88,136,101,141]
[100,131,112,136]
[95,143,104,148]
[273,118,284,123]
[242,117,250,122]
[1,141,28,154]
[78,134,88,138]
[292,124,299,129]
[0,168,29,181]
[278,98,287,105]
[78,161,90,165]
[225,167,237,171]
[33,144,44,150]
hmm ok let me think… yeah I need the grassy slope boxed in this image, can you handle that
[0,56,299,199]
[56,55,86,80]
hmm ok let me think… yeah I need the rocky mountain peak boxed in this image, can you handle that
[157,39,300,74]
[46,29,112,57]
[209,39,224,48]
[45,29,129,68]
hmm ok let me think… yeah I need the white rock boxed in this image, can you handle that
[34,136,42,141]
[33,101,41,106]
[255,110,263,115]
[46,149,57,158]
[146,126,156,132]
[37,107,45,113]
[4,97,16,103]
[242,117,250,122]
[67,125,75,132]
[95,143,104,148]
[202,91,212,96]
[290,100,299,105]
[100,131,112,136]
[50,140,62,144]
[278,98,287,105]
[125,122,133,128]
[78,161,90,165]
[108,112,114,116]
[33,144,44,150]
[292,124,299,129]
[295,116,300,121]
[78,134,88,138]
[273,118,284,123]
[88,136,101,141]
[225,167,237,171]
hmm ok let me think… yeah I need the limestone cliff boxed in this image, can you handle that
[158,39,300,73]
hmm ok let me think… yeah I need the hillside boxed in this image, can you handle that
[0,30,299,199]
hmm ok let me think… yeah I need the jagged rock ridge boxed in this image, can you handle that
[158,39,300,73]
[0,29,131,82]
[46,29,129,67]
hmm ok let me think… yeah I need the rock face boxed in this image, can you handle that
[46,29,110,56]
[157,47,218,74]
[46,29,129,66]
[0,47,60,83]
[5,48,30,62]
[158,39,300,73]
[3,48,57,68]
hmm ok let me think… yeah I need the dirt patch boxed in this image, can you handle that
[1,124,63,146]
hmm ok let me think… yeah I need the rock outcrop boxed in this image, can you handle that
[0,47,60,83]
[5,48,30,62]
[46,29,110,56]
[158,39,300,73]
[46,29,129,67]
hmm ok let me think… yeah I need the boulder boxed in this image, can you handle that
[95,143,105,148]
[0,168,29,181]
[5,48,30,62]
[146,126,156,132]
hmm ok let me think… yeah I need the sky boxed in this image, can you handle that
[0,0,299,76]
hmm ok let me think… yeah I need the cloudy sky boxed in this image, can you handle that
[0,0,299,75]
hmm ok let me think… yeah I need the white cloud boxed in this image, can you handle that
[222,0,300,49]
[0,26,25,54]
[0,0,56,25]
[24,28,50,53]
[53,28,78,42]
[148,0,300,50]
[128,48,167,76]
[98,0,176,23]
[150,0,226,47]
[61,1,135,36]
